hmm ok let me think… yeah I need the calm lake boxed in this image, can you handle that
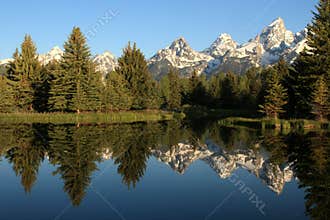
[0,121,328,220]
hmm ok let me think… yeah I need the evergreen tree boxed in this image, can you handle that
[188,71,209,106]
[116,42,160,110]
[220,72,239,108]
[7,35,41,112]
[311,75,330,121]
[32,61,54,112]
[290,0,330,117]
[102,71,132,111]
[0,75,15,112]
[159,75,170,108]
[245,67,262,109]
[274,58,290,79]
[259,69,288,119]
[167,68,181,110]
[49,27,101,112]
[208,73,225,106]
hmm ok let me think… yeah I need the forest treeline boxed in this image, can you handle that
[0,0,329,120]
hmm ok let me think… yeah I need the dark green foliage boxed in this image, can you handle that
[220,72,239,108]
[287,131,330,220]
[208,73,225,107]
[245,67,263,109]
[259,69,288,119]
[7,36,41,112]
[0,75,15,112]
[167,68,182,110]
[5,125,46,193]
[311,75,330,121]
[102,71,133,111]
[189,71,210,106]
[48,125,102,206]
[116,42,159,110]
[159,75,170,108]
[32,61,56,112]
[290,0,330,117]
[49,27,101,113]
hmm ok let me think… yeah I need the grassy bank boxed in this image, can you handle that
[218,117,330,131]
[183,106,258,119]
[0,111,179,124]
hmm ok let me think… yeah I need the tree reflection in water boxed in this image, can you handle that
[0,121,328,219]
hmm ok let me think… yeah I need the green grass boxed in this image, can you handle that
[183,105,258,119]
[0,111,178,124]
[218,117,330,131]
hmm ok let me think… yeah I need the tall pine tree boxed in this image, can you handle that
[311,75,330,121]
[290,0,330,118]
[7,36,41,112]
[0,75,15,112]
[49,27,101,112]
[102,71,133,111]
[167,68,181,110]
[259,69,288,119]
[116,42,159,110]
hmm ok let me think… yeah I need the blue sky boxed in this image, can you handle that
[0,0,317,59]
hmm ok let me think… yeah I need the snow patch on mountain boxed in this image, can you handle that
[149,17,308,77]
[149,37,214,78]
[0,58,14,66]
[203,33,238,57]
[93,51,118,75]
[38,46,63,65]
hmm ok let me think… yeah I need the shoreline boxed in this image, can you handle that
[218,117,330,131]
[0,111,179,124]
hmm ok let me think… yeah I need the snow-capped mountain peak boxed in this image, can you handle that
[38,46,63,65]
[93,51,118,75]
[259,17,294,50]
[148,17,307,77]
[149,37,213,78]
[268,17,285,28]
[203,33,238,57]
[169,37,189,50]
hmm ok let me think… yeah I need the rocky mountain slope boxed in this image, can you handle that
[149,17,307,77]
[148,37,214,79]
[93,51,118,77]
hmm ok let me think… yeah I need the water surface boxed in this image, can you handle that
[0,121,329,220]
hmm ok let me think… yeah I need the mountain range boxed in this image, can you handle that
[0,18,307,79]
[101,140,294,194]
[151,141,293,194]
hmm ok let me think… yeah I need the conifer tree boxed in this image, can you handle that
[7,35,41,112]
[290,0,330,117]
[32,61,54,112]
[116,42,159,110]
[189,70,206,106]
[245,67,262,109]
[311,75,330,121]
[220,72,239,108]
[159,75,170,108]
[208,73,225,106]
[49,27,101,112]
[259,69,288,119]
[102,71,132,111]
[0,75,15,112]
[167,68,181,110]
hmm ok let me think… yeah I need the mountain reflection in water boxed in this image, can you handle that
[0,121,329,219]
